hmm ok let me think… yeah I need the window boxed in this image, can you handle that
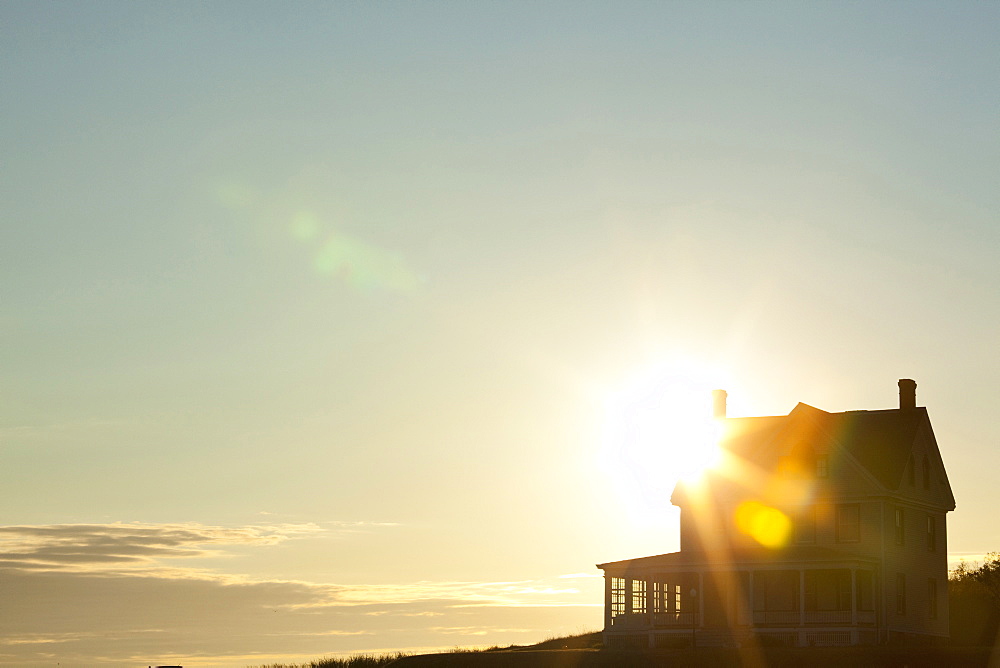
[907,454,915,486]
[754,570,800,612]
[631,579,647,614]
[836,504,861,542]
[794,506,817,544]
[611,577,626,618]
[928,579,938,620]
[923,454,931,489]
[651,578,688,614]
[895,507,905,545]
[816,456,829,478]
[664,574,700,613]
[927,515,936,552]
[856,571,874,611]
[804,569,851,612]
[896,573,907,615]
[803,571,816,611]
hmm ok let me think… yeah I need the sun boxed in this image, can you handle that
[601,360,728,525]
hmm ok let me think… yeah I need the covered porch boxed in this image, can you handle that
[601,550,880,648]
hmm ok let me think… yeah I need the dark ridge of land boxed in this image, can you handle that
[389,646,994,668]
[502,632,604,651]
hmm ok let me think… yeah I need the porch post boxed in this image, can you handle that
[799,569,806,627]
[604,575,612,630]
[698,572,704,628]
[748,570,755,627]
[646,576,655,648]
[851,568,857,625]
[647,576,655,625]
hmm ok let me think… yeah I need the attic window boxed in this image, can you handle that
[816,456,829,478]
[907,455,915,486]
[922,455,931,489]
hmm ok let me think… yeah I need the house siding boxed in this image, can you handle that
[881,501,949,637]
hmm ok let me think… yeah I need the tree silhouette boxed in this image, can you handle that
[950,553,1000,645]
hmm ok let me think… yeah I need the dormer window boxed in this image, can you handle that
[816,456,829,478]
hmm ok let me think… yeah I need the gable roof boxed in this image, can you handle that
[826,408,923,490]
[672,402,955,510]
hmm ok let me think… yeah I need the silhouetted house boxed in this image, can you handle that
[597,380,954,648]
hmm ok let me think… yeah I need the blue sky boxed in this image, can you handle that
[2,2,998,665]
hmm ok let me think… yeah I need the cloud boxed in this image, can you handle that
[0,523,601,666]
[948,552,996,571]
[0,522,323,574]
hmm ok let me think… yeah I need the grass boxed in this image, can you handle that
[253,652,409,668]
[250,631,602,667]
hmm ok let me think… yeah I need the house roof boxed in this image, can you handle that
[827,407,923,490]
[672,402,955,510]
[597,545,878,571]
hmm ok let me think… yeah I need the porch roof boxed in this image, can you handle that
[597,545,878,572]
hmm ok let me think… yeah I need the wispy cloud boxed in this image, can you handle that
[0,522,600,665]
[0,522,323,574]
[425,626,536,636]
[948,552,997,571]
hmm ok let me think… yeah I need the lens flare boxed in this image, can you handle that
[291,211,321,241]
[735,500,792,548]
[287,209,420,293]
[313,231,419,292]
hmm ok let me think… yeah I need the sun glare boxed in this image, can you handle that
[601,360,728,525]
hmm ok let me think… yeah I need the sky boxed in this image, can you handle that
[2,1,999,665]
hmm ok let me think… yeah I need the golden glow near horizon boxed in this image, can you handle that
[601,360,728,526]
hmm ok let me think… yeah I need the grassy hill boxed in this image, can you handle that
[390,645,993,668]
[261,631,994,668]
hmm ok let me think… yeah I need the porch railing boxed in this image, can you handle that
[615,609,875,629]
[804,610,851,624]
[652,612,698,627]
[752,610,876,626]
[610,613,648,628]
[752,610,800,625]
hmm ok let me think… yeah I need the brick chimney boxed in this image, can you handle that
[712,389,727,419]
[898,379,917,410]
